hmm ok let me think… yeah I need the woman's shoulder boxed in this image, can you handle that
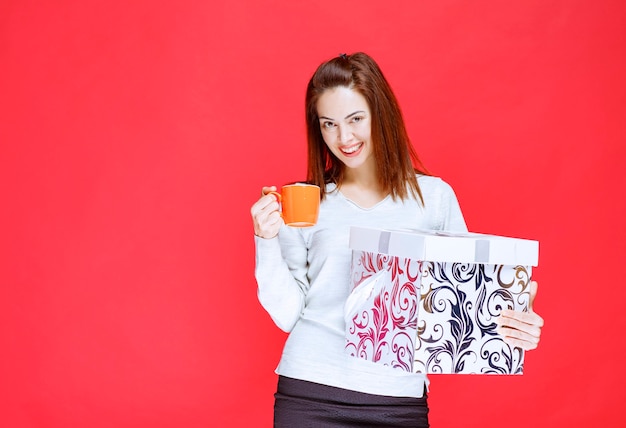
[416,174,455,194]
[415,174,461,208]
[415,174,467,231]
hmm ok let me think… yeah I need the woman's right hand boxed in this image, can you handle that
[251,186,282,239]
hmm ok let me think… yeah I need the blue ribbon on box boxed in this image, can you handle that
[475,239,490,263]
[378,230,391,254]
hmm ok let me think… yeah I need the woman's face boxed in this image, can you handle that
[316,86,374,174]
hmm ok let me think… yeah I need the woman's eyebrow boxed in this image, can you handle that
[345,110,366,119]
[318,111,366,121]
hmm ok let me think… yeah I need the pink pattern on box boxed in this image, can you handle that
[344,251,422,372]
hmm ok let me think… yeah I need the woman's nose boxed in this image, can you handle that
[338,125,352,143]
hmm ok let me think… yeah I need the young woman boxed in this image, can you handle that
[251,52,543,427]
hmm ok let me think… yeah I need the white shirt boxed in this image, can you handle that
[254,175,467,398]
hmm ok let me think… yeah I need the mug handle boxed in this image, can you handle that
[267,191,283,218]
[267,191,281,203]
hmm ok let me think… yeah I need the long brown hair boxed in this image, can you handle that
[305,52,428,203]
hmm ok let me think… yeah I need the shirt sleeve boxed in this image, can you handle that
[254,225,310,332]
[439,180,469,233]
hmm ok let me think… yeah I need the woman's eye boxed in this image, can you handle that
[352,116,363,123]
[323,122,336,129]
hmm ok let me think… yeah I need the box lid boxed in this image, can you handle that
[349,227,539,266]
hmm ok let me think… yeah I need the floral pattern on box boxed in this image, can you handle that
[344,251,532,374]
[345,251,421,371]
[415,261,531,374]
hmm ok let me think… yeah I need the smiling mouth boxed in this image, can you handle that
[340,142,363,155]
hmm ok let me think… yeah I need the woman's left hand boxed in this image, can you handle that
[496,280,544,350]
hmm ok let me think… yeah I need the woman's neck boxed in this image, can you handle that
[340,167,387,208]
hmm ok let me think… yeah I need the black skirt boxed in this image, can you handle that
[274,376,429,428]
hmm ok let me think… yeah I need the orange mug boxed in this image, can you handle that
[269,183,320,227]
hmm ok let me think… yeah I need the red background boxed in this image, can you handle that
[2,1,625,427]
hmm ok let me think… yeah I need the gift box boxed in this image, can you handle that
[345,227,538,374]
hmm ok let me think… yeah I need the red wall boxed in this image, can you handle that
[2,1,625,426]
